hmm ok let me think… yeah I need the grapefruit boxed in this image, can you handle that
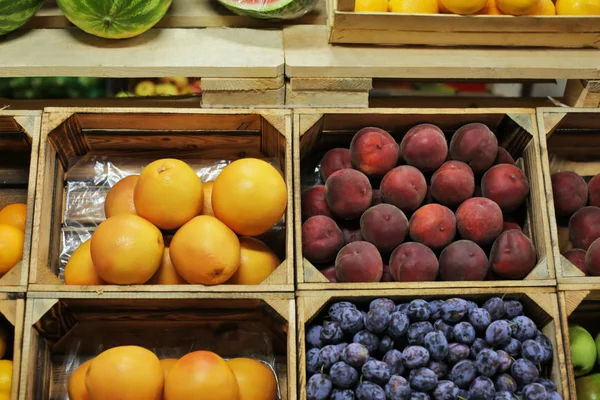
[227,237,280,285]
[556,0,600,14]
[104,175,139,218]
[134,159,203,231]
[526,0,555,13]
[90,214,164,284]
[160,358,178,379]
[496,0,540,14]
[439,0,486,13]
[68,359,93,400]
[64,239,105,285]
[389,0,439,12]
[164,351,239,400]
[0,204,27,232]
[149,247,187,285]
[0,224,23,275]
[0,360,11,394]
[85,346,163,400]
[201,181,215,217]
[227,358,277,400]
[212,158,287,237]
[170,216,240,285]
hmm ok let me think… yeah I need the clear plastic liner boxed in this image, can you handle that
[59,152,285,280]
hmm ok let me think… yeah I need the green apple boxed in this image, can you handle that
[577,373,600,400]
[571,324,597,377]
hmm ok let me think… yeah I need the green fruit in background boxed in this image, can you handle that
[596,333,600,366]
[571,324,597,377]
[56,0,172,39]
[577,373,600,400]
[217,0,317,19]
[0,0,43,36]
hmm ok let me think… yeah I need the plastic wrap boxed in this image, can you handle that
[59,153,286,280]
[216,0,318,20]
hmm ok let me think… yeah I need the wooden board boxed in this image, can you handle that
[298,288,568,400]
[27,0,326,28]
[284,25,600,79]
[538,108,600,288]
[0,294,26,400]
[0,29,284,78]
[19,293,295,400]
[0,111,42,292]
[294,108,556,290]
[29,108,294,293]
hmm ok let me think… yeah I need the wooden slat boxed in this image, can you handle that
[202,86,285,107]
[284,25,600,79]
[0,29,284,78]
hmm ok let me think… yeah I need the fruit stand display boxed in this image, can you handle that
[295,108,554,290]
[0,293,25,400]
[19,292,295,399]
[0,111,40,293]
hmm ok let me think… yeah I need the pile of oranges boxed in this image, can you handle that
[68,345,278,400]
[0,203,26,277]
[64,158,287,286]
[356,0,599,16]
[0,327,12,400]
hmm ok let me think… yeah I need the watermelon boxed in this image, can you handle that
[56,0,172,39]
[217,0,318,19]
[0,0,43,36]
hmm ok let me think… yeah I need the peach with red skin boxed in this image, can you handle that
[325,169,373,220]
[302,216,344,264]
[360,204,409,253]
[456,197,503,247]
[389,242,439,282]
[589,174,600,208]
[372,189,383,206]
[430,161,475,208]
[302,185,331,220]
[564,248,587,275]
[502,217,522,232]
[400,123,448,172]
[495,147,515,165]
[335,241,383,283]
[489,229,537,279]
[481,164,530,213]
[321,266,337,282]
[569,206,600,250]
[320,148,352,182]
[449,123,498,174]
[551,171,588,217]
[380,166,427,213]
[350,127,400,177]
[409,204,456,250]
[585,238,600,276]
[439,240,488,281]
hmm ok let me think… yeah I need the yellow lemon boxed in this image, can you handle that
[477,0,504,13]
[0,360,12,393]
[389,0,439,13]
[496,0,540,14]
[556,0,600,14]
[355,0,388,11]
[440,0,488,13]
[526,0,556,14]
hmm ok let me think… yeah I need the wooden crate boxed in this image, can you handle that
[30,108,293,293]
[0,293,26,400]
[294,108,554,290]
[19,292,295,400]
[0,111,41,292]
[298,287,568,400]
[557,288,600,400]
[327,0,600,48]
[538,108,600,288]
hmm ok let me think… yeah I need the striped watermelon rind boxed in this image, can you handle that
[0,0,43,36]
[56,0,173,39]
[217,0,318,19]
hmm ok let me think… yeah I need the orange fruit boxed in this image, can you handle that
[170,216,240,285]
[149,248,186,285]
[201,181,215,217]
[440,0,487,13]
[556,0,600,14]
[64,240,105,285]
[0,360,12,394]
[212,159,287,237]
[68,359,93,400]
[389,0,439,12]
[227,237,280,285]
[496,0,540,14]
[164,351,239,400]
[526,0,556,13]
[0,204,27,232]
[104,175,139,218]
[134,159,203,230]
[438,0,453,12]
[477,0,503,13]
[355,0,388,11]
[86,346,163,400]
[0,392,9,400]
[90,215,164,284]
[160,358,178,379]
[0,224,23,275]
[227,358,277,400]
